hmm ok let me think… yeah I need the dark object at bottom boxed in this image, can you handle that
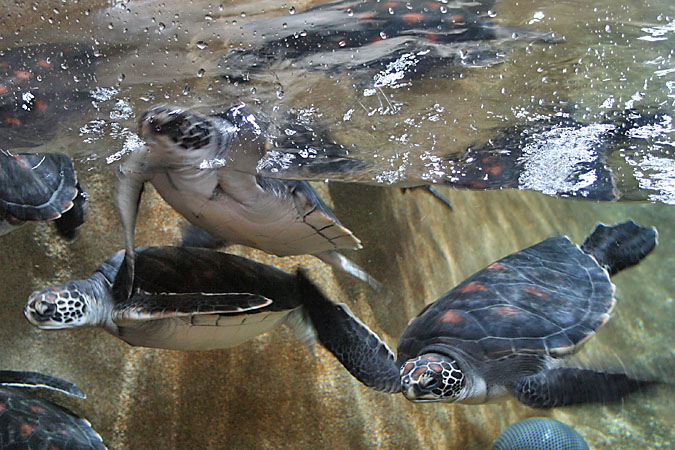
[0,370,105,449]
[492,418,589,450]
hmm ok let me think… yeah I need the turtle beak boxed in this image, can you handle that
[24,295,56,325]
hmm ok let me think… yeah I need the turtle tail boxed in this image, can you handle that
[509,368,658,408]
[295,270,401,393]
[581,220,657,275]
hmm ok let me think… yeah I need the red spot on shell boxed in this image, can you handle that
[20,423,37,438]
[5,117,22,126]
[37,59,52,68]
[425,2,441,9]
[426,355,440,362]
[495,306,519,316]
[468,181,488,189]
[0,62,9,68]
[440,310,463,323]
[403,362,414,373]
[50,445,61,450]
[525,286,549,298]
[487,263,506,270]
[426,33,439,42]
[0,85,7,95]
[402,13,425,24]
[381,2,399,7]
[14,70,32,80]
[357,12,378,21]
[35,100,48,112]
[457,281,487,293]
[448,15,464,24]
[487,165,503,176]
[0,402,5,412]
[30,406,47,414]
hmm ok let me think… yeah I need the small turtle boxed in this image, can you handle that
[116,104,379,294]
[25,246,318,351]
[0,370,105,449]
[297,220,658,407]
[218,0,554,85]
[0,152,87,238]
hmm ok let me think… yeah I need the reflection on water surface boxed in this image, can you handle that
[0,0,673,449]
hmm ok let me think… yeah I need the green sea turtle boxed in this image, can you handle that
[25,246,318,351]
[0,370,105,449]
[218,0,554,86]
[115,104,379,294]
[0,152,87,239]
[297,220,658,407]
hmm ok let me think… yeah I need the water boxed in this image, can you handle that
[0,0,673,448]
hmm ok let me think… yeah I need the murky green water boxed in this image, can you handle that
[1,0,673,449]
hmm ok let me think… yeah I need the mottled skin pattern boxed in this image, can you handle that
[0,44,96,148]
[0,371,105,450]
[299,221,658,408]
[0,152,87,238]
[220,0,551,84]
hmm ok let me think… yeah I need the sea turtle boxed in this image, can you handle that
[0,370,105,449]
[0,43,96,148]
[24,246,318,351]
[0,152,87,238]
[217,0,554,86]
[296,220,658,407]
[115,104,380,294]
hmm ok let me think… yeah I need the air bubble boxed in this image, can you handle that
[196,40,208,50]
[158,22,166,31]
[289,6,296,14]
[197,68,205,77]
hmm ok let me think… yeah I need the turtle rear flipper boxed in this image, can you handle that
[54,182,88,240]
[509,368,656,408]
[581,220,658,275]
[0,370,85,398]
[296,271,400,393]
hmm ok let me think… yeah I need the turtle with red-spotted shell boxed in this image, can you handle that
[0,370,105,449]
[218,0,556,86]
[297,220,659,408]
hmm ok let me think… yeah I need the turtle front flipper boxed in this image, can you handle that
[509,368,656,408]
[114,149,150,299]
[112,291,273,327]
[296,271,400,393]
[179,223,229,249]
[0,370,85,398]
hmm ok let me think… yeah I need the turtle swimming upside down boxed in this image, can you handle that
[116,104,379,293]
[296,220,659,407]
[25,246,320,351]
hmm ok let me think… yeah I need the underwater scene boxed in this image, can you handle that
[0,0,673,448]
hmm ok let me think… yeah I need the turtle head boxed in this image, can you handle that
[25,279,108,330]
[139,106,220,161]
[399,353,466,403]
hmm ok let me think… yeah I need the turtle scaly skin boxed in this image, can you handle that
[298,221,658,407]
